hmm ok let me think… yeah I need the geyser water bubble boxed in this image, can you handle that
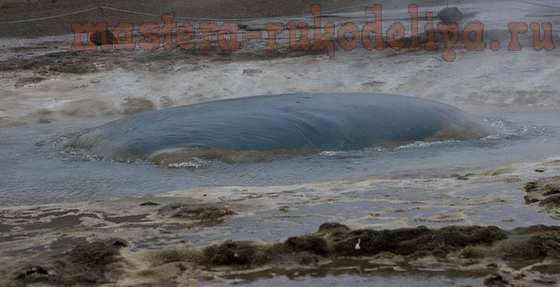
[66,93,490,165]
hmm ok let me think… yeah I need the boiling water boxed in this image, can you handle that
[1,104,558,206]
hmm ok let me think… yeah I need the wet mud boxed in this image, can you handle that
[10,238,128,286]
[1,159,560,286]
[524,176,560,217]
[0,51,98,74]
[3,223,560,287]
[2,1,560,286]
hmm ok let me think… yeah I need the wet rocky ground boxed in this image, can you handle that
[524,176,560,217]
[2,1,560,286]
[1,0,559,128]
[5,223,560,287]
[1,158,560,286]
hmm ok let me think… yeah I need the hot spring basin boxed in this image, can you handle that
[66,93,489,164]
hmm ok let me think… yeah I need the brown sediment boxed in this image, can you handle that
[0,51,97,74]
[428,121,490,142]
[14,76,47,87]
[275,224,509,260]
[451,173,476,180]
[5,223,559,287]
[120,97,156,115]
[139,201,160,207]
[149,148,321,166]
[483,167,517,177]
[31,99,116,123]
[157,202,236,224]
[9,238,128,287]
[0,223,12,233]
[524,176,560,215]
[1,170,559,286]
[105,214,149,224]
[0,198,238,246]
[133,223,560,287]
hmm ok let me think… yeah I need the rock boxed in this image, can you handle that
[14,238,127,285]
[203,241,266,265]
[140,201,160,207]
[318,222,351,233]
[429,226,507,248]
[543,184,560,196]
[166,157,207,169]
[329,225,505,257]
[195,223,541,270]
[121,97,156,115]
[523,177,560,213]
[278,205,289,212]
[525,181,539,192]
[15,76,47,87]
[66,238,127,264]
[453,174,471,180]
[157,203,235,222]
[11,223,560,286]
[540,195,560,209]
[484,273,509,286]
[502,226,560,260]
[437,7,464,24]
[361,80,385,88]
[159,96,174,108]
[15,266,50,282]
[49,60,97,74]
[242,68,263,76]
[525,195,539,204]
[285,235,329,256]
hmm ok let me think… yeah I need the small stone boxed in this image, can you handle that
[203,240,261,265]
[540,194,560,208]
[285,236,329,256]
[524,182,538,192]
[158,203,235,221]
[16,266,49,281]
[242,69,263,76]
[318,222,351,233]
[484,273,509,287]
[121,97,155,115]
[140,201,160,207]
[544,184,560,196]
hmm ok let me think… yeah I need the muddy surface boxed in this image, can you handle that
[2,1,560,286]
[9,238,128,286]
[525,176,560,217]
[3,222,560,287]
[1,158,560,286]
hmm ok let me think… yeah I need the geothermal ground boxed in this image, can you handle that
[1,0,560,286]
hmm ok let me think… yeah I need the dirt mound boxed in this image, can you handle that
[5,223,560,286]
[12,238,127,286]
[524,177,560,215]
[0,51,97,74]
[157,202,236,223]
[203,241,271,265]
[199,223,549,266]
